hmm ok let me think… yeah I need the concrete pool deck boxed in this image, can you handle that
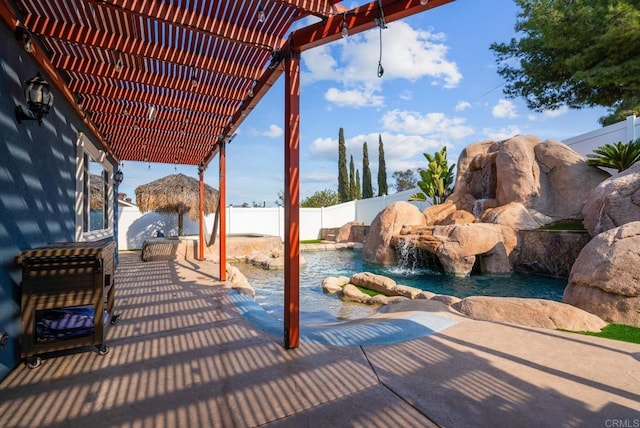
[0,253,638,427]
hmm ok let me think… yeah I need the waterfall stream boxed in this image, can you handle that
[472,198,491,218]
[395,236,419,273]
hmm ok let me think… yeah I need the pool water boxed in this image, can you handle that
[235,249,568,322]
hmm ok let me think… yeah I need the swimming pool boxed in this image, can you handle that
[235,249,568,323]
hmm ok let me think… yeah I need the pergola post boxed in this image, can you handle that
[219,141,227,281]
[283,49,300,349]
[198,166,205,261]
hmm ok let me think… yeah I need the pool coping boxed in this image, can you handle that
[229,292,458,346]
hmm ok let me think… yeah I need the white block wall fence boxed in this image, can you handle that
[117,116,638,250]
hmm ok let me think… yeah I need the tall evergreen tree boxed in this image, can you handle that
[349,155,356,201]
[355,169,361,200]
[337,128,349,202]
[377,134,388,196]
[362,142,373,198]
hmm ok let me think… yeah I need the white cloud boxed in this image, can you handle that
[302,172,336,183]
[399,90,413,101]
[492,99,518,119]
[261,124,283,138]
[324,86,384,108]
[482,125,522,141]
[455,101,471,112]
[302,21,461,89]
[309,137,336,158]
[310,132,447,166]
[542,106,569,118]
[381,109,474,140]
[301,45,339,84]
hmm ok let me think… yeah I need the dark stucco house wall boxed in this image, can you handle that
[0,23,116,378]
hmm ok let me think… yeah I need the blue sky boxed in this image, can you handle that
[117,0,609,207]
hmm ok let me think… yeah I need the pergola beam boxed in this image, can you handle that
[24,16,265,80]
[88,0,285,52]
[289,0,454,52]
[53,55,250,103]
[274,0,346,17]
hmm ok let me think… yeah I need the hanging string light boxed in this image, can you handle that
[114,52,123,73]
[341,13,349,38]
[375,0,387,78]
[257,3,266,23]
[190,67,198,87]
[377,26,384,78]
[248,79,257,97]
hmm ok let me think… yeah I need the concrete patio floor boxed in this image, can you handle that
[0,252,638,427]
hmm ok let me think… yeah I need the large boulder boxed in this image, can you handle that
[411,223,518,276]
[563,221,640,327]
[450,135,609,222]
[423,199,477,225]
[350,272,399,295]
[582,162,640,236]
[225,263,255,297]
[336,221,365,243]
[480,202,548,230]
[363,201,426,264]
[453,296,607,332]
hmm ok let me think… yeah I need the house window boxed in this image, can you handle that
[83,154,109,232]
[76,133,114,241]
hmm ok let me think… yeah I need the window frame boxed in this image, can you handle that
[75,132,115,241]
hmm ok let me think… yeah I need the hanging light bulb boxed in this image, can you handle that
[420,0,429,5]
[148,105,156,121]
[114,54,123,73]
[257,4,266,23]
[190,68,198,87]
[341,14,349,38]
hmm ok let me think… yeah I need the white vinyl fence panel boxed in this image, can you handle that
[563,115,639,156]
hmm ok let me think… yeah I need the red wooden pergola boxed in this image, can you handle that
[1,0,453,349]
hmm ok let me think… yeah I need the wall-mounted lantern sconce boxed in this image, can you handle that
[15,73,54,125]
[114,169,124,186]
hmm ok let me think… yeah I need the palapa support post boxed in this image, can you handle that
[218,139,227,281]
[198,165,205,261]
[283,48,301,349]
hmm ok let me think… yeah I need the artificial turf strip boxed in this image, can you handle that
[355,286,379,297]
[573,324,640,344]
[338,284,380,297]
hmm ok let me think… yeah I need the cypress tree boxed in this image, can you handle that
[349,155,356,201]
[337,128,349,202]
[377,134,388,196]
[355,169,361,200]
[362,142,373,198]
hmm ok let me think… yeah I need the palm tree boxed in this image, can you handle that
[586,138,640,172]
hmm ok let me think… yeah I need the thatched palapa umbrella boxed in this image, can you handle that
[135,173,219,236]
